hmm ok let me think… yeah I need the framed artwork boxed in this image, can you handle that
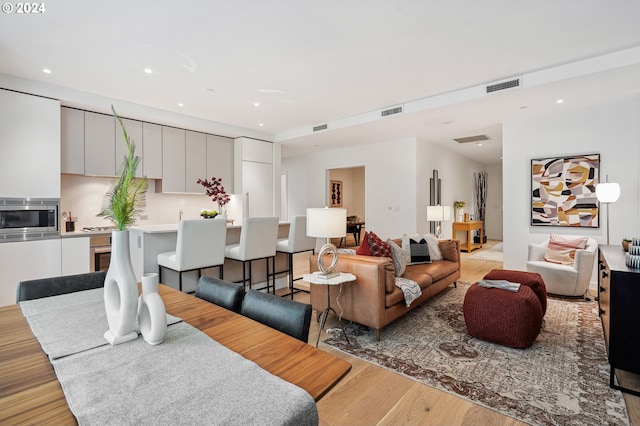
[330,180,343,207]
[531,153,600,227]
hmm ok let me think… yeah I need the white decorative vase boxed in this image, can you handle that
[103,230,139,345]
[456,208,464,222]
[137,272,167,345]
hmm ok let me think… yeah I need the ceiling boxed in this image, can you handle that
[2,1,640,165]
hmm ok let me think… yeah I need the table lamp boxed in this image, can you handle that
[426,205,451,239]
[595,175,620,245]
[307,207,346,279]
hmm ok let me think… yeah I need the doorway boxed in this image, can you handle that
[328,166,365,247]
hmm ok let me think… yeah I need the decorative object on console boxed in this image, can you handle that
[98,106,148,346]
[197,176,230,216]
[531,153,599,227]
[137,273,167,345]
[595,174,620,245]
[307,207,346,279]
[622,239,631,252]
[426,205,451,239]
[454,200,466,222]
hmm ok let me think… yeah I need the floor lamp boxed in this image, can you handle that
[595,176,620,245]
[426,205,451,239]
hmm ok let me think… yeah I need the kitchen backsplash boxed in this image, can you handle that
[61,174,243,229]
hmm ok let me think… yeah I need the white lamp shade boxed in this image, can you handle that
[306,207,347,238]
[426,205,452,221]
[596,182,621,203]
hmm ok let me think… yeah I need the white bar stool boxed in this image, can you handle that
[275,215,316,299]
[157,217,227,292]
[224,216,279,293]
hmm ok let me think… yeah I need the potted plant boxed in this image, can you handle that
[197,176,230,217]
[454,201,466,222]
[98,105,148,345]
[623,238,632,252]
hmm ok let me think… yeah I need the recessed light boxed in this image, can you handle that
[144,68,153,74]
[42,68,52,74]
[259,123,264,127]
[477,142,483,147]
[178,103,184,107]
[253,102,260,107]
[556,99,564,104]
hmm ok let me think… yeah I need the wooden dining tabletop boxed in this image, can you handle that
[0,284,351,424]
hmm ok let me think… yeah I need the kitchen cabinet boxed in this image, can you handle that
[185,131,207,193]
[85,111,115,176]
[207,135,234,193]
[61,236,90,275]
[142,122,162,179]
[115,118,143,178]
[61,107,85,174]
[160,126,186,192]
[598,245,640,396]
[235,137,274,217]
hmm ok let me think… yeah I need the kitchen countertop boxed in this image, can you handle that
[61,230,113,238]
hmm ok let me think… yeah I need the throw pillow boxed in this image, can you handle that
[386,238,407,276]
[367,231,391,258]
[543,234,588,265]
[424,233,443,261]
[402,233,441,263]
[356,232,371,255]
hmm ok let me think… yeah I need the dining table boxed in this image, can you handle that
[0,284,352,424]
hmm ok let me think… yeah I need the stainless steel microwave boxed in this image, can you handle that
[0,198,59,242]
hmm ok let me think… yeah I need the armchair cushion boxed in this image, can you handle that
[543,234,588,265]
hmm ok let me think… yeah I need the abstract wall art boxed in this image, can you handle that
[329,180,343,207]
[531,153,600,227]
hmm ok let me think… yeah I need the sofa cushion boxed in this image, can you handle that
[439,239,459,262]
[410,260,459,282]
[543,234,588,265]
[386,239,407,277]
[368,231,391,258]
[356,232,371,255]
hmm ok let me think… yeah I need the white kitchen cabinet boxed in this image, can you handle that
[85,111,116,176]
[142,122,162,179]
[207,135,234,193]
[242,161,274,217]
[0,239,62,307]
[185,131,207,193]
[160,126,186,192]
[115,118,143,178]
[61,107,85,175]
[61,237,90,275]
[0,90,61,198]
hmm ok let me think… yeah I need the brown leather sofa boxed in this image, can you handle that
[310,239,460,340]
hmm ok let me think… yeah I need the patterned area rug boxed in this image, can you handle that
[324,283,628,426]
[468,242,503,262]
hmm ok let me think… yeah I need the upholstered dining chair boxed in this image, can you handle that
[240,289,312,342]
[526,235,597,298]
[16,271,106,302]
[194,276,245,313]
[224,216,279,293]
[157,217,227,293]
[275,215,316,299]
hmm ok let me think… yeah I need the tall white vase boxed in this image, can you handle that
[104,230,139,345]
[137,273,167,345]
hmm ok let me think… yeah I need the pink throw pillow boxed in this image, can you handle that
[543,234,588,265]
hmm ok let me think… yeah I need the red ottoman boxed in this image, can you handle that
[463,270,546,349]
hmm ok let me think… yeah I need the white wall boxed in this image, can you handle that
[503,100,640,285]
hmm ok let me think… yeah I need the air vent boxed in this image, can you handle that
[453,135,490,144]
[313,124,328,132]
[381,106,403,117]
[486,78,520,93]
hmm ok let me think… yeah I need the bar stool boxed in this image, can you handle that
[224,216,279,293]
[275,215,316,299]
[157,218,227,292]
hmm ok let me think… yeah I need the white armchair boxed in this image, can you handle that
[526,235,598,297]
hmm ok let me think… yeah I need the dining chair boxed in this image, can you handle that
[157,217,227,293]
[16,271,106,302]
[224,216,279,293]
[275,215,316,299]
[194,276,245,313]
[240,289,312,342]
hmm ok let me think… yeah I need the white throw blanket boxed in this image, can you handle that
[478,279,521,292]
[395,277,422,307]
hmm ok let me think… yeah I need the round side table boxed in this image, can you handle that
[303,272,356,347]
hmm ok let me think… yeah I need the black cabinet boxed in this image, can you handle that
[598,245,640,396]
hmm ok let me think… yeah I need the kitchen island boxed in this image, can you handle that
[129,221,294,292]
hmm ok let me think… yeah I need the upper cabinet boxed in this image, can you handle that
[85,111,116,176]
[207,135,234,194]
[115,118,143,178]
[160,127,186,193]
[185,131,207,193]
[142,123,162,179]
[61,108,85,175]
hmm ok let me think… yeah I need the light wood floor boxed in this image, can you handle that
[278,240,639,426]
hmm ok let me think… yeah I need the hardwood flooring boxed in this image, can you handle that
[277,240,639,425]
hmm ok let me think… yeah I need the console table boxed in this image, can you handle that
[452,221,483,252]
[598,245,640,396]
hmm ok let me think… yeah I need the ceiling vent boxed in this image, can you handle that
[381,106,403,117]
[486,78,520,93]
[312,123,328,132]
[453,134,490,144]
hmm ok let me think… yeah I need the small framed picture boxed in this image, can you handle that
[330,180,343,207]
